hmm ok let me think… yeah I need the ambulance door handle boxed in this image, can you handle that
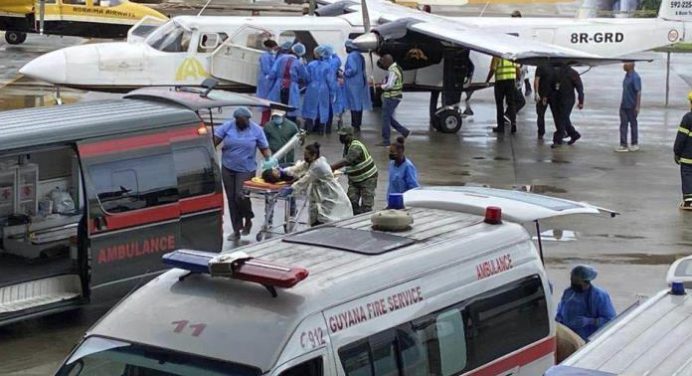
[501,366,519,376]
[94,215,107,230]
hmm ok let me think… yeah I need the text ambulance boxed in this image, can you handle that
[0,87,288,325]
[55,187,613,376]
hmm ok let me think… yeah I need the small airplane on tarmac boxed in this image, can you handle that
[19,0,690,132]
[0,0,166,45]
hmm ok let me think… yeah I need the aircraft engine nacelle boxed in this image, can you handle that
[354,18,443,70]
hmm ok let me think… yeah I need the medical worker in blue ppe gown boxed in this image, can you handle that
[344,39,372,132]
[323,45,345,134]
[303,46,336,134]
[556,265,616,341]
[257,39,278,124]
[268,43,308,122]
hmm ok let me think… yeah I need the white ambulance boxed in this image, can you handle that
[54,187,613,376]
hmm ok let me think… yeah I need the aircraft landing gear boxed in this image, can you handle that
[5,32,27,45]
[432,106,463,134]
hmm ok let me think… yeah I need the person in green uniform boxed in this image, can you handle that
[263,109,300,164]
[331,126,378,214]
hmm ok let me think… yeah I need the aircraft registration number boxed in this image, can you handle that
[570,32,624,44]
[670,1,692,8]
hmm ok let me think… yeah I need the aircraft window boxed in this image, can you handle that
[146,21,193,52]
[237,29,271,50]
[94,0,123,6]
[278,30,319,61]
[198,33,220,52]
[62,0,86,5]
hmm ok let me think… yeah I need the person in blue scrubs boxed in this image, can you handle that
[267,43,308,122]
[343,39,371,132]
[257,39,278,124]
[387,136,419,196]
[213,107,274,240]
[325,45,345,134]
[556,265,616,341]
[303,46,336,134]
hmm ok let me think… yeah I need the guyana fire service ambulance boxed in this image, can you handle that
[54,187,614,376]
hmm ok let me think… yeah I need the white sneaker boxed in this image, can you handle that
[615,146,629,152]
[629,145,640,152]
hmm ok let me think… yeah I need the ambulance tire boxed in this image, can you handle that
[435,109,462,134]
[5,32,27,45]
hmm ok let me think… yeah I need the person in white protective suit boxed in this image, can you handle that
[280,142,353,226]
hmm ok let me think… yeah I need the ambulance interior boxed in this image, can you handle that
[0,146,84,314]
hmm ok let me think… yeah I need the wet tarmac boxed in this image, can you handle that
[1,20,692,375]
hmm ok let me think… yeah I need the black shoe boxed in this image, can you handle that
[567,133,581,145]
[511,125,517,134]
[492,127,505,133]
[550,143,562,149]
[538,133,545,140]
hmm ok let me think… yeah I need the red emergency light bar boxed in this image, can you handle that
[210,256,309,289]
[163,250,309,295]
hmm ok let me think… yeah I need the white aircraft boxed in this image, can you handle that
[19,0,690,133]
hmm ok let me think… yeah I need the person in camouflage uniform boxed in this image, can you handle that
[331,126,378,214]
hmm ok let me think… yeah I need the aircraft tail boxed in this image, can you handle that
[658,0,692,21]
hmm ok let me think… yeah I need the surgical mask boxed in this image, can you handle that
[571,282,585,293]
[272,117,283,125]
[388,153,397,160]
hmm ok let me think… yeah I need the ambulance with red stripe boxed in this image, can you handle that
[54,187,614,376]
[0,87,288,326]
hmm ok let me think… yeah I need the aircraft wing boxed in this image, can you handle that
[334,0,633,65]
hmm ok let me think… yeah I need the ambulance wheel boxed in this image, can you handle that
[5,32,27,45]
[435,109,462,134]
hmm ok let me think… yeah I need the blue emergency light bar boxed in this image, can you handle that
[161,249,310,293]
[162,249,215,274]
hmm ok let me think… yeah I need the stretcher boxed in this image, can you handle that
[243,177,307,242]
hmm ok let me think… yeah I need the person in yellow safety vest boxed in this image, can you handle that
[674,90,692,210]
[376,54,410,146]
[331,126,379,214]
[486,56,520,134]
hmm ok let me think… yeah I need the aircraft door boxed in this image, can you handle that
[210,25,272,87]
[126,15,167,43]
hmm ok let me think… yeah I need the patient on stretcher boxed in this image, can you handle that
[261,168,295,184]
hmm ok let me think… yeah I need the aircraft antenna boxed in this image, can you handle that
[478,0,490,17]
[198,0,214,16]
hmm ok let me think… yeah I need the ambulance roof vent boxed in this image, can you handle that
[162,249,308,297]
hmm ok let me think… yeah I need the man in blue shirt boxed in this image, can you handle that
[387,136,419,196]
[616,62,642,152]
[556,265,616,341]
[213,107,273,240]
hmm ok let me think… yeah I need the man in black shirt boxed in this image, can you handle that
[553,64,584,148]
[534,63,561,140]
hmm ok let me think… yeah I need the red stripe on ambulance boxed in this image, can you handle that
[466,336,556,376]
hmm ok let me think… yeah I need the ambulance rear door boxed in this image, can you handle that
[78,127,193,287]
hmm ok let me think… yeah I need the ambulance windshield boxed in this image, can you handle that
[56,336,261,376]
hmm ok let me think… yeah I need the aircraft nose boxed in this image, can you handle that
[20,50,67,84]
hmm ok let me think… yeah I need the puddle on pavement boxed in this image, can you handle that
[592,233,647,240]
[546,253,691,266]
[0,87,80,110]
[533,229,577,242]
[472,156,486,160]
[514,184,568,194]
[450,170,472,176]
[494,156,511,161]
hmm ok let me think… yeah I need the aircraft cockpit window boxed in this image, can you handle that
[146,21,193,53]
